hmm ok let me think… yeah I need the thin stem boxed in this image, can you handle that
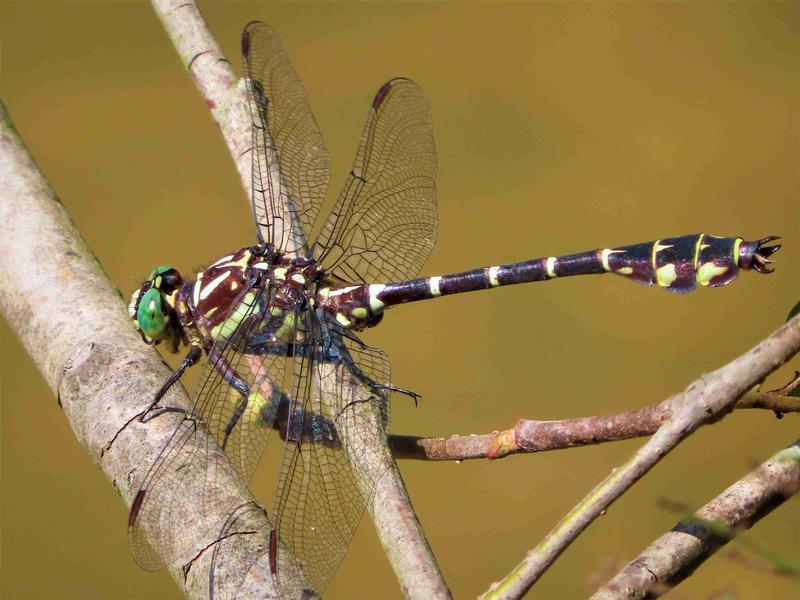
[390,390,800,461]
[591,438,800,599]
[480,314,800,599]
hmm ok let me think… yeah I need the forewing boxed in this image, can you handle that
[314,78,438,283]
[242,21,331,254]
[129,285,292,570]
[128,414,233,571]
[271,312,392,594]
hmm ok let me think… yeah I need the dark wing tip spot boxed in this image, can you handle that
[241,30,251,56]
[372,77,418,109]
[129,489,147,527]
[269,529,278,574]
[372,82,392,109]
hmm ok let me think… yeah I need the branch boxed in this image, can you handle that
[150,1,448,596]
[591,438,800,599]
[481,314,800,598]
[150,0,251,203]
[390,387,800,461]
[0,102,299,597]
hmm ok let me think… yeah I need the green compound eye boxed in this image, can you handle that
[137,287,168,340]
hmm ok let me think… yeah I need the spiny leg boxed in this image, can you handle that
[328,326,421,405]
[371,383,420,406]
[139,345,202,423]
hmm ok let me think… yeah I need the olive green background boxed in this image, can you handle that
[1,2,798,599]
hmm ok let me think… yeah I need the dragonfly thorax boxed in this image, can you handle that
[133,246,365,356]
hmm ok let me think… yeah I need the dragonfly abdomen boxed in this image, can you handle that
[367,234,780,311]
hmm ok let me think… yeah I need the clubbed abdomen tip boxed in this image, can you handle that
[739,236,781,274]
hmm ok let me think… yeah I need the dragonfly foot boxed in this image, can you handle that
[104,404,185,457]
[139,404,185,423]
[372,383,421,407]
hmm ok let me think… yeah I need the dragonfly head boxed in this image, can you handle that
[129,266,186,352]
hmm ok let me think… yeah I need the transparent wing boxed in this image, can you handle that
[127,284,390,587]
[128,412,233,571]
[314,78,438,284]
[128,284,299,570]
[242,21,331,254]
[271,311,392,594]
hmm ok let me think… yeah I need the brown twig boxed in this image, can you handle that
[481,314,800,599]
[391,389,800,462]
[591,438,800,599]
[150,1,448,597]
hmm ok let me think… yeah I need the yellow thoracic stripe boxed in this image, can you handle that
[212,291,256,340]
[216,251,250,270]
[199,271,232,301]
[193,272,204,306]
[210,253,234,267]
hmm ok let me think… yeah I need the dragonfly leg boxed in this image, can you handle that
[207,346,250,448]
[223,394,250,448]
[140,345,203,422]
[372,383,421,407]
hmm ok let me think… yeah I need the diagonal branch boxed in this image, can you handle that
[150,0,448,596]
[481,314,800,598]
[390,387,800,461]
[150,0,251,211]
[0,101,295,597]
[591,438,800,599]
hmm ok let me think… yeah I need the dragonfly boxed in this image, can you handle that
[125,21,781,596]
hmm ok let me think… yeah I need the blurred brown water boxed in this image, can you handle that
[1,2,798,599]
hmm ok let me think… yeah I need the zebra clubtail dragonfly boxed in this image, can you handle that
[126,21,781,595]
